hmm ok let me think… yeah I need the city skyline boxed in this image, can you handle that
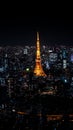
[0,16,73,46]
[1,18,73,129]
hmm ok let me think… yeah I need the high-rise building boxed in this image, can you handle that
[33,32,46,77]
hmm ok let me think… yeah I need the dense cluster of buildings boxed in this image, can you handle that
[0,43,73,97]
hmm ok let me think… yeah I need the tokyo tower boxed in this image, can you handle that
[33,32,46,77]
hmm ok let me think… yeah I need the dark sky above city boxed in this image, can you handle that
[0,15,73,46]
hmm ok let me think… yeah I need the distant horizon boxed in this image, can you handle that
[0,41,73,47]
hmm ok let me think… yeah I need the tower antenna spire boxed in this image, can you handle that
[37,32,39,41]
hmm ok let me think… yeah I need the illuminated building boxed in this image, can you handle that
[70,54,73,63]
[63,59,67,69]
[33,32,46,77]
[49,52,58,63]
[23,48,28,54]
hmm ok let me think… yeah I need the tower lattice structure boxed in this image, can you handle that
[33,32,46,77]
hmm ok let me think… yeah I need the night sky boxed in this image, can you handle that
[0,15,73,46]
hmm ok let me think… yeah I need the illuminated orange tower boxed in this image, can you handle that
[33,32,46,77]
